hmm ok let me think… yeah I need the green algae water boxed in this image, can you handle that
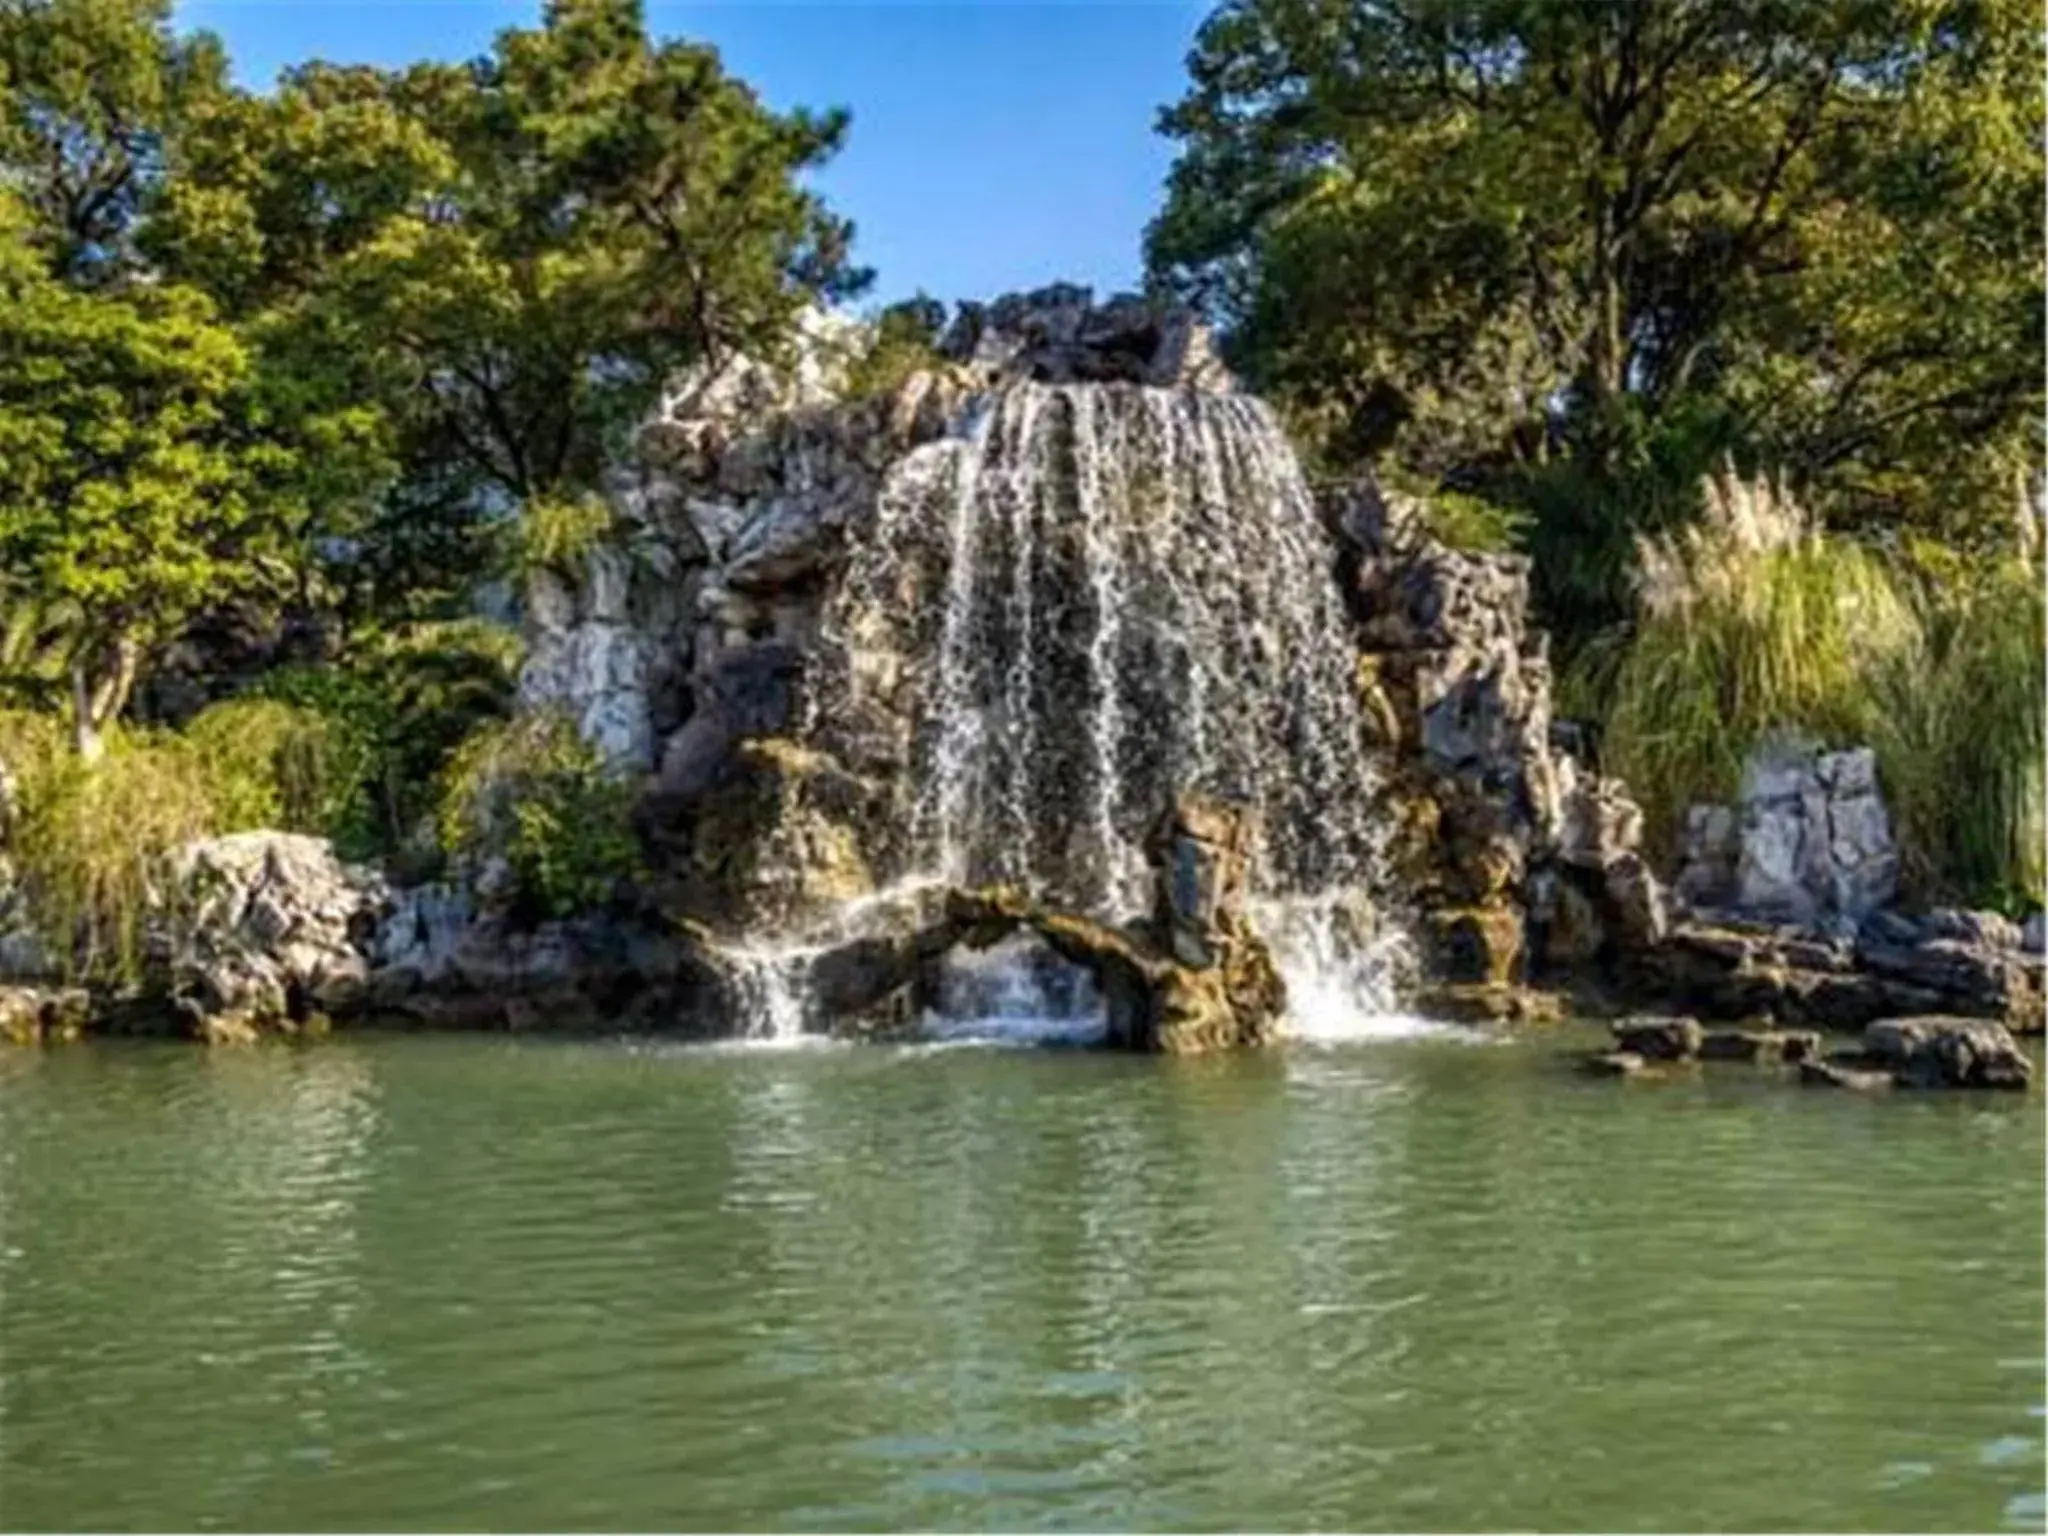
[1,1031,2040,1533]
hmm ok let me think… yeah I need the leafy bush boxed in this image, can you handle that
[841,295,947,401]
[436,711,641,919]
[255,617,520,859]
[183,698,358,837]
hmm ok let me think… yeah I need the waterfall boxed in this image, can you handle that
[813,382,1405,1029]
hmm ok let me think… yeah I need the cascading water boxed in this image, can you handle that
[812,381,1410,1035]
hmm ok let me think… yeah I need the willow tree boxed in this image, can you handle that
[1148,0,2044,634]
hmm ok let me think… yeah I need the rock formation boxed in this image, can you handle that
[1674,738,1898,928]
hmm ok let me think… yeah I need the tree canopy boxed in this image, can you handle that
[0,0,867,748]
[1148,0,2044,634]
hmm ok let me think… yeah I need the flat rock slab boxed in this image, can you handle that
[1580,1050,1648,1078]
[1798,1059,1893,1091]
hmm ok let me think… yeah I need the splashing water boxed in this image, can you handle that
[813,382,1408,1031]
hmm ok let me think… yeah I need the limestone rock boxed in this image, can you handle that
[1683,738,1898,929]
[936,285,1233,390]
[1798,1059,1894,1091]
[169,832,388,1040]
[1581,1050,1650,1078]
[1698,1028,1821,1064]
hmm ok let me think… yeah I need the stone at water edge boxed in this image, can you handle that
[169,831,389,1041]
[0,985,90,1045]
[1611,1015,1705,1061]
[1412,982,1566,1026]
[1798,1059,1895,1091]
[1580,1050,1651,1078]
[1861,1016,2033,1091]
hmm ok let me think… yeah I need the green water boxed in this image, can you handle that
[1,1031,2041,1533]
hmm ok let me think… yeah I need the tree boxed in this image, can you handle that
[0,0,229,284]
[162,0,868,523]
[0,197,270,758]
[1148,0,2044,634]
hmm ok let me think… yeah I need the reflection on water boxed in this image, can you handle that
[0,1033,2040,1532]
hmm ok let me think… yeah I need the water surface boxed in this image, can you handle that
[1,1032,2040,1531]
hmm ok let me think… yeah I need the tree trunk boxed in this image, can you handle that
[69,634,140,763]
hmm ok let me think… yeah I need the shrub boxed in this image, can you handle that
[256,617,520,859]
[840,295,947,401]
[1872,555,2045,910]
[183,698,356,836]
[436,711,641,919]
[8,727,221,984]
[514,495,616,576]
[1589,473,1921,855]
[1586,472,2044,910]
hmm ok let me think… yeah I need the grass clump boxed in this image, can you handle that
[2,704,336,985]
[1872,552,2045,909]
[1582,471,2044,910]
[514,495,617,576]
[183,698,356,836]
[437,711,642,920]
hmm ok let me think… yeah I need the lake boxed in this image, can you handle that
[1,1028,2040,1532]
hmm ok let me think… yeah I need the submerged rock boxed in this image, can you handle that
[1581,1049,1650,1078]
[1697,1028,1821,1064]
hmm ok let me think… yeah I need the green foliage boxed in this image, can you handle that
[1150,0,2044,628]
[1871,555,2046,910]
[437,711,641,919]
[841,293,947,401]
[0,190,283,750]
[159,0,870,525]
[515,495,615,577]
[1597,541,1918,856]
[255,617,520,858]
[1585,476,2044,907]
[7,727,214,982]
[181,697,355,838]
[3,698,332,983]
[0,0,865,728]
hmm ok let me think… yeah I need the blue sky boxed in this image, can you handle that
[173,2,1208,308]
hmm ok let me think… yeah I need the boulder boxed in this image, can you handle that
[1611,1015,1703,1061]
[936,285,1232,390]
[1581,1050,1649,1078]
[1862,1016,2032,1090]
[0,984,89,1045]
[1426,904,1524,986]
[1683,738,1898,929]
[169,832,388,1040]
[1635,915,2041,1033]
